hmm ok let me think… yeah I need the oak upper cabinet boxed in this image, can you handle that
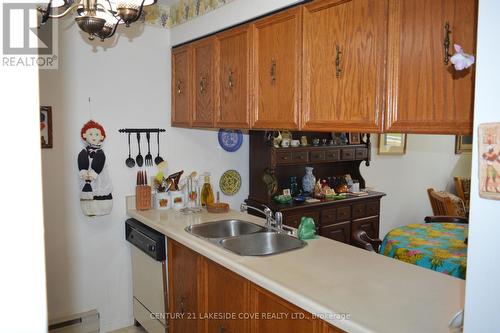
[192,38,215,127]
[302,0,387,132]
[251,7,302,129]
[167,239,203,333]
[385,0,477,134]
[204,259,250,333]
[215,25,252,128]
[172,46,191,127]
[250,285,322,333]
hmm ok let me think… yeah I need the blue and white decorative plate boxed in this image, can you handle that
[218,129,243,152]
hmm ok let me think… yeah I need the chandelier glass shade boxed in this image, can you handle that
[38,0,156,41]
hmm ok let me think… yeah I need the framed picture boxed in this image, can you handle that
[455,135,473,154]
[348,133,361,145]
[478,123,500,200]
[40,106,53,148]
[378,133,407,155]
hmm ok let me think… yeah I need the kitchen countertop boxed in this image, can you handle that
[126,199,465,333]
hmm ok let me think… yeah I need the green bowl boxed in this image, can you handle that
[273,195,293,204]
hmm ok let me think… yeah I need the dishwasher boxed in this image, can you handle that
[125,218,168,333]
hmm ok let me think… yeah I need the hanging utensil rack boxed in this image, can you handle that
[119,128,166,134]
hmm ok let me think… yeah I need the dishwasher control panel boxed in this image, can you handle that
[125,219,165,261]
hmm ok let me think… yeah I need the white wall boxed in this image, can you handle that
[170,0,301,45]
[363,135,471,237]
[0,3,48,331]
[464,0,500,331]
[39,20,248,331]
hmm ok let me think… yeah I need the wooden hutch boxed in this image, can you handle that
[248,131,385,246]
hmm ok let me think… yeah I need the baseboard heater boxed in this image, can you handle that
[48,310,99,333]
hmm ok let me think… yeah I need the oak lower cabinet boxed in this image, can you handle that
[167,239,345,333]
[385,0,477,134]
[168,239,203,332]
[214,25,252,129]
[251,6,302,129]
[250,285,322,333]
[172,46,191,127]
[204,260,250,333]
[302,0,387,132]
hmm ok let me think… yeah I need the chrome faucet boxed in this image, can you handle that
[240,202,285,232]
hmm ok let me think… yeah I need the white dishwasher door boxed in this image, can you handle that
[131,246,167,327]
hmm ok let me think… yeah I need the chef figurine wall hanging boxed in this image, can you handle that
[78,120,113,216]
[479,122,500,200]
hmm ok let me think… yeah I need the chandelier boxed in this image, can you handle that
[38,0,156,41]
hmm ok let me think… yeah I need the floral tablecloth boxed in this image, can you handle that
[380,223,468,279]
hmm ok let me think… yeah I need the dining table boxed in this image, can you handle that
[380,222,468,279]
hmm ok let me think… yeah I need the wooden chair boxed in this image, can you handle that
[427,188,467,217]
[352,230,382,253]
[424,216,468,224]
[454,177,471,210]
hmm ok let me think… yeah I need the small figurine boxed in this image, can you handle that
[272,131,282,148]
[262,168,279,197]
[300,136,308,147]
[313,180,323,198]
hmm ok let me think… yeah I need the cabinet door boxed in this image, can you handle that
[252,7,302,129]
[351,216,380,241]
[320,221,351,244]
[250,285,321,333]
[172,46,191,127]
[385,0,477,134]
[215,25,252,128]
[302,0,387,132]
[205,260,250,333]
[168,239,202,333]
[192,38,215,127]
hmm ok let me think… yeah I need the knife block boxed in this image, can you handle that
[136,186,152,210]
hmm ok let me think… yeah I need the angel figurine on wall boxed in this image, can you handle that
[78,120,113,216]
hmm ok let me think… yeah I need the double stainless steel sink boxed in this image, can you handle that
[185,219,306,256]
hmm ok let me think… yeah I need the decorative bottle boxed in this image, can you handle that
[201,174,214,207]
[290,176,299,196]
[302,167,316,194]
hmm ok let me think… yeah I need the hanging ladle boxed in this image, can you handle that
[155,131,164,165]
[126,133,135,168]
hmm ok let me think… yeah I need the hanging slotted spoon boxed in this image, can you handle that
[155,131,164,165]
[126,133,135,168]
[136,132,143,167]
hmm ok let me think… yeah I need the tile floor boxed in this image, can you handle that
[108,325,147,333]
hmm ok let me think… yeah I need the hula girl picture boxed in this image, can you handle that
[479,123,500,200]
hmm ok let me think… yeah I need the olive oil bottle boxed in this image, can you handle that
[201,174,214,207]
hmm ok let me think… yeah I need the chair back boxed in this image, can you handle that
[454,177,471,209]
[427,188,466,217]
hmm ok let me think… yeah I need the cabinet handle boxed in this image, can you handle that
[200,76,207,95]
[443,22,452,65]
[219,326,226,333]
[270,58,276,85]
[228,68,234,89]
[180,296,186,314]
[335,45,342,78]
[176,80,182,95]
